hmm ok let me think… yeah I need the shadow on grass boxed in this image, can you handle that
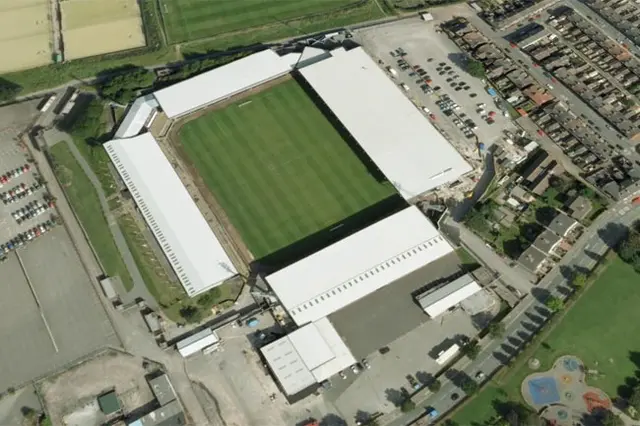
[253,194,407,271]
[292,71,388,183]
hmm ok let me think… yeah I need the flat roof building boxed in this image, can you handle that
[266,206,454,326]
[260,318,356,396]
[127,400,185,426]
[104,133,237,297]
[148,374,177,406]
[416,274,482,317]
[299,47,472,200]
[175,328,220,358]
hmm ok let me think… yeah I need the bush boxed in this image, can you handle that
[464,59,486,78]
[461,341,480,360]
[461,379,478,394]
[488,322,506,338]
[400,398,416,412]
[428,379,442,393]
[179,305,203,323]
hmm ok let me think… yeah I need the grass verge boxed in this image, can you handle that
[49,142,134,291]
[117,213,241,322]
[452,256,640,424]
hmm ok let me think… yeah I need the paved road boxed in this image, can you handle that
[442,215,537,293]
[385,194,640,426]
[460,11,640,163]
[31,130,212,426]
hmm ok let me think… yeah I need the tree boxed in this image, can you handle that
[465,59,486,78]
[400,398,416,412]
[488,322,506,338]
[629,385,640,412]
[571,272,588,289]
[461,341,481,360]
[461,378,479,394]
[179,305,203,323]
[601,410,624,426]
[0,79,21,102]
[428,379,442,393]
[98,67,156,104]
[545,296,564,312]
[619,228,640,272]
[621,97,636,108]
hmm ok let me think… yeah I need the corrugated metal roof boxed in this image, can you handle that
[300,47,472,200]
[104,133,237,297]
[176,328,219,357]
[153,50,296,118]
[266,206,454,326]
[417,274,482,317]
[114,94,159,139]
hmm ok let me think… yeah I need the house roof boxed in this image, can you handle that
[518,246,547,272]
[545,212,578,236]
[532,229,562,253]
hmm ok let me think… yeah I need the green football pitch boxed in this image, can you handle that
[178,79,396,259]
[159,0,362,43]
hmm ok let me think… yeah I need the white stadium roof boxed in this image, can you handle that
[299,47,472,200]
[261,318,356,395]
[153,50,297,119]
[104,133,237,297]
[114,94,158,139]
[266,206,454,326]
[417,274,482,317]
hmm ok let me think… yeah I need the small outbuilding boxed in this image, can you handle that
[416,274,482,318]
[97,390,121,415]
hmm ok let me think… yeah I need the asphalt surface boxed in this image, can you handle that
[385,192,640,426]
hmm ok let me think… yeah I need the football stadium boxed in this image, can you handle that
[106,45,491,399]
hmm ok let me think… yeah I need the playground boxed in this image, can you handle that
[522,356,612,425]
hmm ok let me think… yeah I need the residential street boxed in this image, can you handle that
[385,194,640,426]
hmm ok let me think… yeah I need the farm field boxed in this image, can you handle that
[451,256,640,425]
[177,78,396,259]
[0,0,52,73]
[160,0,382,44]
[61,0,146,60]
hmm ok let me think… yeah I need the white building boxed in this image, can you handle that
[266,206,454,326]
[153,50,299,119]
[416,274,482,317]
[114,94,159,139]
[260,317,356,396]
[299,47,472,200]
[104,133,237,297]
[176,328,220,357]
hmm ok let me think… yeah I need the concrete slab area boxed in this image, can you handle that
[354,18,517,151]
[0,226,118,388]
[329,252,463,360]
[325,255,499,420]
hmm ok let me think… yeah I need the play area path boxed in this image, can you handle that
[522,356,614,425]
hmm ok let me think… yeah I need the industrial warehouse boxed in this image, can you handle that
[104,43,495,404]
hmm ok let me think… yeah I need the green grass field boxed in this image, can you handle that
[452,256,640,425]
[49,143,134,292]
[160,0,381,43]
[178,79,395,259]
